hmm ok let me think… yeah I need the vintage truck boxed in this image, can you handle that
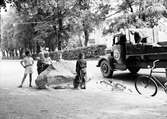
[97,29,167,78]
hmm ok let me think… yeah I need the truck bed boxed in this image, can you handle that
[126,44,167,56]
[126,44,167,68]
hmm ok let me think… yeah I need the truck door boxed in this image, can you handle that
[113,34,126,64]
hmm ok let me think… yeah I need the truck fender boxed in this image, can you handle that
[97,54,114,67]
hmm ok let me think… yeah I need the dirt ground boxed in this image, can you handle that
[0,60,167,119]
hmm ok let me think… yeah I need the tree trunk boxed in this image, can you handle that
[125,0,133,12]
[58,11,63,51]
[36,42,41,54]
[83,21,89,47]
[84,28,89,47]
[129,5,133,12]
[78,34,83,47]
[52,10,63,51]
[19,48,24,58]
[6,49,9,58]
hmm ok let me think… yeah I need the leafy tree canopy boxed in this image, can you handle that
[1,0,112,50]
[104,0,167,34]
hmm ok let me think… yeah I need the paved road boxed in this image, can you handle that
[0,60,167,119]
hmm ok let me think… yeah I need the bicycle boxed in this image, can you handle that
[135,60,167,97]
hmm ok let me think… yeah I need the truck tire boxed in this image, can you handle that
[100,60,113,78]
[127,57,141,74]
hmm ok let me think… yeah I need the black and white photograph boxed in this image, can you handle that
[0,0,167,119]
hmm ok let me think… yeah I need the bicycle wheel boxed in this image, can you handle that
[135,76,158,97]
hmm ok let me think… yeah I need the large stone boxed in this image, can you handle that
[35,61,76,89]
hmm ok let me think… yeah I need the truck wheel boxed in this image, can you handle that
[127,57,141,74]
[100,60,113,78]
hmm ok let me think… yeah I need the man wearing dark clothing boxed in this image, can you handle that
[134,32,141,43]
[37,52,49,75]
[130,30,141,43]
[74,53,87,89]
[37,59,49,75]
[114,28,126,45]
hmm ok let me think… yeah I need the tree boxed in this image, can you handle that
[1,3,38,58]
[0,0,6,8]
[70,0,111,46]
[9,0,77,51]
[1,6,20,57]
[104,0,167,34]
[0,11,1,47]
[5,0,111,49]
[14,23,35,52]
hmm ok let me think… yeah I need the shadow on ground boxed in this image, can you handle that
[112,71,167,85]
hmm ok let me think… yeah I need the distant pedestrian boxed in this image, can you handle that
[74,53,87,89]
[18,50,34,88]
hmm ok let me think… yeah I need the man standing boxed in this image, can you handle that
[74,53,87,89]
